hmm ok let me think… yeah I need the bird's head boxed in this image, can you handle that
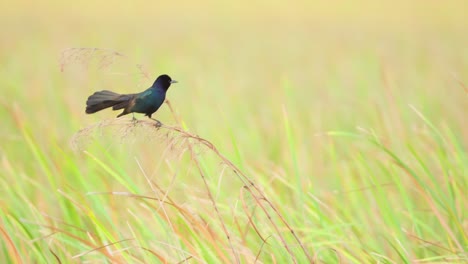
[153,74,177,91]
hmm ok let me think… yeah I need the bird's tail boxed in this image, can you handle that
[85,90,131,114]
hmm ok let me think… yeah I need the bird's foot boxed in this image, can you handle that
[131,116,138,124]
[150,118,163,128]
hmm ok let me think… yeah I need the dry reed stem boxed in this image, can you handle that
[72,117,313,262]
[65,47,313,262]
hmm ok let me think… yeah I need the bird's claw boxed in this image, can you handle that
[150,118,162,128]
[131,116,138,124]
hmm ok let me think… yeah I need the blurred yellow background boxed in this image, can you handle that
[1,0,467,180]
[1,1,467,263]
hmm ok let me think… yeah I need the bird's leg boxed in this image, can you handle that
[149,117,162,128]
[131,113,138,125]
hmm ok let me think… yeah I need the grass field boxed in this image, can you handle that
[1,1,467,263]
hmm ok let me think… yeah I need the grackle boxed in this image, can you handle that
[85,74,177,120]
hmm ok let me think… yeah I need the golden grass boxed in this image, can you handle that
[1,1,466,263]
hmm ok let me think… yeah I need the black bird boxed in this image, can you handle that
[85,74,177,120]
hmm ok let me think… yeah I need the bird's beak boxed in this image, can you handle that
[171,80,178,84]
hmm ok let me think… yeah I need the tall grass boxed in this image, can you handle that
[1,1,467,263]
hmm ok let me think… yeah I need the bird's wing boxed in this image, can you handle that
[111,93,136,110]
[118,93,136,101]
[135,89,153,101]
